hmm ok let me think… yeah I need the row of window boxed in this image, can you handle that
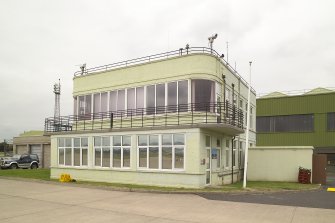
[257,112,335,133]
[74,79,217,116]
[57,134,185,170]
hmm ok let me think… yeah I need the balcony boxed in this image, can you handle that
[44,102,244,135]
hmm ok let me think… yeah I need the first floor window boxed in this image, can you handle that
[58,137,88,167]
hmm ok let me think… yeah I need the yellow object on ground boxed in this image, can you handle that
[327,187,335,192]
[59,174,72,182]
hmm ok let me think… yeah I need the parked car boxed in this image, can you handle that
[0,154,39,169]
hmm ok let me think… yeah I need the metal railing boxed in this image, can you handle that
[74,47,255,94]
[44,102,244,133]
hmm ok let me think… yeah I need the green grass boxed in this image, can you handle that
[0,169,320,192]
[0,169,50,181]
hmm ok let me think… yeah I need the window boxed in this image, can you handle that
[257,114,314,133]
[73,97,78,116]
[250,107,254,129]
[136,87,144,114]
[233,140,237,167]
[146,85,155,114]
[78,94,92,119]
[225,140,230,168]
[127,88,135,114]
[328,113,335,131]
[192,79,215,111]
[178,80,188,111]
[58,137,88,167]
[93,92,108,117]
[138,134,185,170]
[112,135,131,168]
[156,84,165,114]
[94,136,110,167]
[168,82,177,112]
[239,141,244,167]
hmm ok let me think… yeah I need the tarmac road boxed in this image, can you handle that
[0,178,334,223]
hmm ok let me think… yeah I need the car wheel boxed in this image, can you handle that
[31,163,38,169]
[10,164,18,169]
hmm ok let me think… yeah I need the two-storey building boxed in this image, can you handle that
[45,47,256,188]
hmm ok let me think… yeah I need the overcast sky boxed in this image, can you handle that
[0,0,334,139]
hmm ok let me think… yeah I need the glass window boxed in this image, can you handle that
[58,138,65,147]
[191,79,215,111]
[149,147,159,169]
[82,148,88,166]
[95,148,101,166]
[173,134,184,145]
[74,148,80,166]
[136,87,144,108]
[102,137,110,146]
[205,135,210,147]
[113,136,121,146]
[178,80,188,111]
[139,148,147,168]
[94,137,101,146]
[122,136,131,146]
[82,138,88,147]
[149,135,159,146]
[110,91,117,112]
[74,138,80,147]
[327,113,335,131]
[167,82,177,112]
[79,95,85,115]
[162,147,172,169]
[138,135,147,146]
[65,138,72,147]
[174,147,184,169]
[73,97,78,116]
[123,148,130,167]
[65,148,72,166]
[94,93,100,113]
[146,85,155,114]
[117,90,125,111]
[156,84,165,114]
[59,148,64,165]
[113,147,121,167]
[101,92,108,113]
[127,88,135,114]
[102,147,110,167]
[162,134,172,145]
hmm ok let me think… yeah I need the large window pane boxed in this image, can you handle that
[127,88,135,115]
[328,113,335,131]
[162,147,172,169]
[58,138,65,147]
[149,147,159,169]
[81,138,88,147]
[117,90,125,111]
[139,148,147,167]
[162,134,172,145]
[59,149,64,165]
[138,135,147,146]
[113,147,121,167]
[191,80,214,111]
[74,148,80,166]
[95,148,101,166]
[123,136,131,146]
[136,87,144,115]
[73,97,77,116]
[93,93,100,113]
[173,134,184,145]
[79,96,85,115]
[110,91,117,112]
[178,80,188,111]
[74,138,80,147]
[102,148,110,167]
[94,137,101,146]
[82,148,88,165]
[101,92,108,113]
[175,148,184,169]
[146,85,155,114]
[168,82,177,112]
[149,135,159,146]
[123,148,130,167]
[85,95,92,114]
[102,137,110,146]
[156,84,165,114]
[65,138,72,147]
[65,148,72,166]
[113,136,121,146]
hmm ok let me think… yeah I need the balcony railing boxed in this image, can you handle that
[44,102,244,133]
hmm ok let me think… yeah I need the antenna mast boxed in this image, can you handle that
[53,79,61,120]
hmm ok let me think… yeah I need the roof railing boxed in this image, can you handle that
[74,47,255,94]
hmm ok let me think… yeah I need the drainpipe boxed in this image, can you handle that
[231,136,236,184]
[222,74,226,103]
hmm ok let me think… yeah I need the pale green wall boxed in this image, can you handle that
[247,146,313,182]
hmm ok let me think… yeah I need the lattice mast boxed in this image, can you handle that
[53,79,61,120]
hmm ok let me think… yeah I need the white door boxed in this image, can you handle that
[30,145,42,167]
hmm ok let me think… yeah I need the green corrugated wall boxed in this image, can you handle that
[256,92,335,147]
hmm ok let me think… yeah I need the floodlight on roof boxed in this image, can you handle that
[208,33,218,53]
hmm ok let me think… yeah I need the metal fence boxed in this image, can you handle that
[45,102,244,133]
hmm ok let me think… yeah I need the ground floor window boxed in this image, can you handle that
[94,135,131,168]
[58,137,88,166]
[138,134,185,170]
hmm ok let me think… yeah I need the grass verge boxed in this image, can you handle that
[0,169,320,192]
